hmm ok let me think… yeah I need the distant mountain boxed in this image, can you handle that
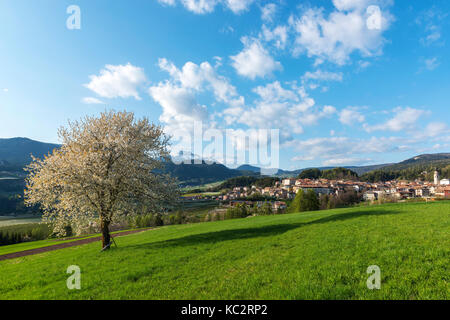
[236,164,261,173]
[366,153,450,173]
[273,164,393,177]
[346,164,394,176]
[383,153,450,170]
[1,137,448,186]
[0,138,60,167]
[163,160,245,186]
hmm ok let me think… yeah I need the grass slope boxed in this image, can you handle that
[0,202,449,300]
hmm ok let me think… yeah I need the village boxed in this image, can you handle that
[184,171,450,213]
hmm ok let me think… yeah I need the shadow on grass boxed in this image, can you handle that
[124,209,401,250]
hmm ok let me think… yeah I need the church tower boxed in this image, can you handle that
[434,170,440,185]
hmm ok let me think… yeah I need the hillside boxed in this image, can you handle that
[0,138,247,186]
[1,137,449,187]
[163,160,246,186]
[379,153,450,171]
[0,201,448,299]
[0,138,60,169]
[361,153,450,182]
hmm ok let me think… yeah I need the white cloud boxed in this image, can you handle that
[289,1,393,65]
[416,7,447,46]
[149,58,244,135]
[261,25,288,49]
[332,0,373,11]
[230,37,282,79]
[225,0,254,14]
[82,97,105,105]
[291,155,314,162]
[149,82,208,134]
[322,157,372,166]
[364,107,426,132]
[261,3,277,22]
[288,119,450,166]
[422,122,449,138]
[223,82,336,141]
[358,60,371,69]
[252,81,298,102]
[162,0,254,14]
[2,88,8,93]
[158,0,176,6]
[158,58,244,106]
[339,107,365,125]
[302,70,343,82]
[180,0,217,14]
[84,63,147,100]
[288,135,408,162]
[301,69,343,91]
[424,57,439,71]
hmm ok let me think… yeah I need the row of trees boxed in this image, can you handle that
[289,189,362,213]
[298,168,359,180]
[0,223,51,246]
[204,201,276,222]
[211,176,280,192]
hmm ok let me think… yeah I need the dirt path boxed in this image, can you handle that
[0,228,152,261]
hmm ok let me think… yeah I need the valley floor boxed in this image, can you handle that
[0,201,448,300]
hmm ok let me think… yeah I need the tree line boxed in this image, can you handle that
[298,168,359,180]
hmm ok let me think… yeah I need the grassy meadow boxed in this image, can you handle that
[0,201,448,300]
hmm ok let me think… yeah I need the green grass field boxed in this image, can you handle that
[0,201,448,300]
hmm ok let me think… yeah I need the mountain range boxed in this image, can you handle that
[1,137,449,185]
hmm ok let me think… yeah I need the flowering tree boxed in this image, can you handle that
[25,111,179,249]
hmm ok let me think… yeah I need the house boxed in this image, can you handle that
[445,186,450,198]
[434,187,445,198]
[363,191,377,201]
[282,178,296,187]
[414,187,430,198]
[272,201,287,212]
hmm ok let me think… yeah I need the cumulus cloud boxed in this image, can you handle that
[84,63,147,100]
[261,3,277,22]
[160,0,254,14]
[364,107,426,133]
[82,97,105,105]
[289,0,393,65]
[339,107,365,125]
[230,37,282,79]
[225,0,255,14]
[287,135,408,164]
[149,82,208,132]
[422,122,449,138]
[223,81,335,141]
[301,69,343,91]
[158,58,244,106]
[149,58,244,135]
[261,25,288,49]
[322,157,372,166]
[302,70,344,82]
[158,0,176,6]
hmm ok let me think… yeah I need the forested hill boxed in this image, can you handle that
[382,153,450,170]
[0,138,60,172]
[360,154,450,182]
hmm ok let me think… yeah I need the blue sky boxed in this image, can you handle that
[0,0,449,170]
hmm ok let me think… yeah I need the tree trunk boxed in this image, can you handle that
[101,219,111,250]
